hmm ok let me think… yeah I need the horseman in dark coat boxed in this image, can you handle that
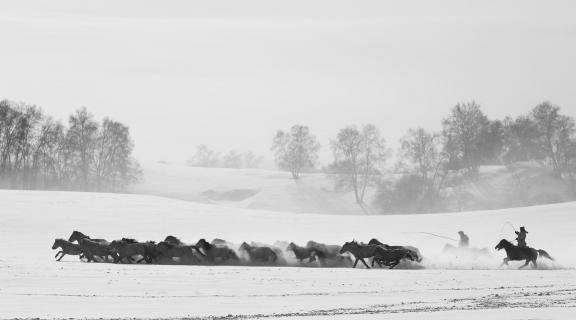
[515,226,528,247]
[458,231,469,248]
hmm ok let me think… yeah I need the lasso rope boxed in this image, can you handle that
[402,231,458,242]
[499,221,517,238]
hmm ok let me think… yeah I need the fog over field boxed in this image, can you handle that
[2,1,576,319]
[1,1,575,164]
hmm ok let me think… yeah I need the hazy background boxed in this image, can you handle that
[1,0,575,164]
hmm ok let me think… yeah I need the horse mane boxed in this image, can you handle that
[197,238,213,249]
[165,235,182,243]
[368,239,383,245]
[159,241,176,248]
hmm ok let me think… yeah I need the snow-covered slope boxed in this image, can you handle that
[130,162,576,216]
[130,162,365,215]
[1,190,575,319]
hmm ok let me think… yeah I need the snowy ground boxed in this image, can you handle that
[130,162,366,214]
[1,190,576,319]
[130,163,576,215]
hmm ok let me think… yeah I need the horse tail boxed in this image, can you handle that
[537,249,554,261]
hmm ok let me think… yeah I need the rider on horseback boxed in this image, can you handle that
[515,226,528,247]
[458,231,469,248]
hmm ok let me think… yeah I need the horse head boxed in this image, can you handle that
[196,238,211,249]
[52,239,61,249]
[368,239,383,246]
[240,242,250,251]
[404,251,416,261]
[165,235,182,245]
[156,241,173,252]
[68,231,83,242]
[121,238,138,244]
[495,239,511,251]
[305,240,317,248]
[109,240,123,250]
[340,240,356,254]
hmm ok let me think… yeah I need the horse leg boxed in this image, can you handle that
[55,251,62,259]
[532,259,538,269]
[360,258,371,269]
[353,258,359,268]
[499,258,509,267]
[389,260,400,269]
[57,252,65,261]
[519,259,530,269]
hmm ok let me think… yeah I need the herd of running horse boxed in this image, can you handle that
[52,231,554,269]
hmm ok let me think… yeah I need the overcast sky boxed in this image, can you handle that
[1,1,575,164]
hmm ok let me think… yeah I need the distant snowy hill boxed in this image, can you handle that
[130,162,366,215]
[130,162,576,215]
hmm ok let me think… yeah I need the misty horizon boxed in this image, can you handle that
[1,1,575,164]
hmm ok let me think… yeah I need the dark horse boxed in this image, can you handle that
[340,241,384,269]
[78,238,116,262]
[371,248,416,269]
[495,239,554,269]
[287,242,317,263]
[239,242,277,263]
[368,239,422,262]
[109,238,158,264]
[163,236,184,246]
[155,241,205,264]
[196,239,239,263]
[68,231,108,244]
[52,239,83,261]
[306,240,342,259]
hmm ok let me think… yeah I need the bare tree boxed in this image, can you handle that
[398,127,443,179]
[242,151,263,168]
[442,101,490,175]
[531,102,576,177]
[31,117,65,188]
[222,150,243,168]
[375,127,447,214]
[502,115,543,163]
[330,124,388,205]
[0,100,140,191]
[188,144,220,167]
[94,118,140,190]
[271,125,320,179]
[0,100,21,177]
[66,108,99,189]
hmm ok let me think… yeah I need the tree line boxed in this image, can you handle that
[188,144,263,169]
[271,101,576,214]
[0,99,141,191]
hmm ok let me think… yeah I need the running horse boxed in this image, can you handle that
[68,231,108,244]
[494,239,554,269]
